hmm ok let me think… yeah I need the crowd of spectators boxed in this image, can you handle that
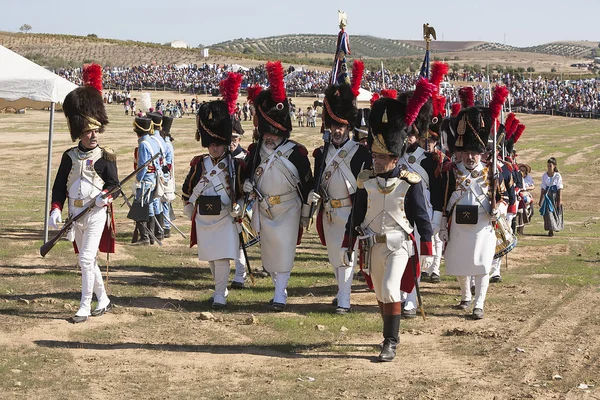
[56,63,599,116]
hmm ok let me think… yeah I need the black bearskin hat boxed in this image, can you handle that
[196,101,232,147]
[146,112,163,131]
[323,84,358,129]
[452,107,493,153]
[253,89,292,138]
[441,117,457,155]
[353,108,369,142]
[368,97,409,157]
[397,91,433,140]
[162,116,173,135]
[63,87,108,142]
[133,116,152,136]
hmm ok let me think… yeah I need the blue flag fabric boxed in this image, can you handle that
[419,50,430,79]
[331,29,350,86]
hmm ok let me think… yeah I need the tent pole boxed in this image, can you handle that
[43,102,55,244]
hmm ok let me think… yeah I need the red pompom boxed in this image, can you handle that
[219,72,243,115]
[432,95,446,117]
[265,61,286,103]
[513,124,525,143]
[350,60,365,98]
[429,62,449,90]
[380,89,397,99]
[458,87,474,108]
[489,85,509,121]
[82,63,103,93]
[247,85,262,104]
[451,103,461,117]
[370,93,380,106]
[405,78,436,127]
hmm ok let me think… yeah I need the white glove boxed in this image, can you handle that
[420,255,434,270]
[431,222,440,236]
[506,212,516,225]
[49,208,62,229]
[431,211,442,235]
[439,228,449,242]
[230,203,242,218]
[490,209,501,222]
[340,247,355,267]
[183,203,195,220]
[242,179,254,194]
[307,190,321,205]
[95,190,113,208]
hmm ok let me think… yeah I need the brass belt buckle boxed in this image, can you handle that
[330,199,342,208]
[267,196,281,206]
[74,199,84,207]
[375,234,386,244]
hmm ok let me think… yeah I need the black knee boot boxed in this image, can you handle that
[378,302,401,362]
[134,221,150,245]
[148,217,156,245]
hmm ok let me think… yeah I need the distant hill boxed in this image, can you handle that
[1,31,597,70]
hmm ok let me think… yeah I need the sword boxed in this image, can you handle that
[162,212,187,239]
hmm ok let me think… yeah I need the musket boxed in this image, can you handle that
[346,165,367,263]
[229,151,255,285]
[411,255,426,321]
[308,129,331,223]
[162,213,186,239]
[241,135,262,220]
[40,152,161,257]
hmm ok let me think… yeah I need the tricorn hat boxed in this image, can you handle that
[133,116,152,136]
[323,60,364,130]
[62,64,108,142]
[247,61,292,138]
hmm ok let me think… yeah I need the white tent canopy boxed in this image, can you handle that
[356,87,372,102]
[0,45,77,110]
[0,45,78,243]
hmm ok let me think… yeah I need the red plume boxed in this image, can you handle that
[247,85,262,104]
[489,85,509,121]
[429,62,449,90]
[370,93,380,106]
[432,95,446,117]
[265,61,286,103]
[219,72,243,115]
[380,89,397,99]
[405,78,436,127]
[458,87,474,108]
[451,103,461,117]
[507,117,520,139]
[513,124,525,143]
[504,113,516,135]
[82,63,103,92]
[350,60,364,98]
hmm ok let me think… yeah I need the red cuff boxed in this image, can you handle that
[51,202,62,212]
[508,204,517,214]
[420,241,433,256]
[342,234,349,248]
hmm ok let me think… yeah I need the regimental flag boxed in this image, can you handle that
[419,49,430,79]
[330,28,351,86]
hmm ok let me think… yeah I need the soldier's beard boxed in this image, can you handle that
[263,136,283,151]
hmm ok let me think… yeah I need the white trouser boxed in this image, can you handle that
[209,259,231,305]
[429,232,443,276]
[73,207,109,317]
[336,265,354,309]
[457,274,489,310]
[490,257,502,277]
[233,248,246,284]
[370,242,410,304]
[271,271,291,304]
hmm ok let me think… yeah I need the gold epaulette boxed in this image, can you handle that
[102,147,117,163]
[399,169,421,184]
[357,169,374,189]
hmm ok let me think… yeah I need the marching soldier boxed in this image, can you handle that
[146,112,168,242]
[440,86,509,320]
[342,84,435,362]
[182,73,245,309]
[160,115,175,238]
[130,116,159,245]
[49,64,118,323]
[310,60,372,314]
[242,61,313,312]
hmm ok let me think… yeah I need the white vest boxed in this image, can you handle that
[362,176,413,236]
[67,146,105,204]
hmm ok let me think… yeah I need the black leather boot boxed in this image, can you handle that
[133,221,150,245]
[148,218,156,245]
[378,314,401,362]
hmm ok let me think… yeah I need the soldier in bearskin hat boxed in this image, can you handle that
[49,64,118,323]
[181,73,245,309]
[309,60,372,314]
[440,86,509,320]
[242,61,313,312]
[341,80,435,361]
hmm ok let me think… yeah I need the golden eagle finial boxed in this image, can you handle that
[423,23,437,42]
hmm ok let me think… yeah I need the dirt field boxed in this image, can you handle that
[0,93,599,400]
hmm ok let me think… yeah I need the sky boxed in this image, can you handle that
[1,0,598,48]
